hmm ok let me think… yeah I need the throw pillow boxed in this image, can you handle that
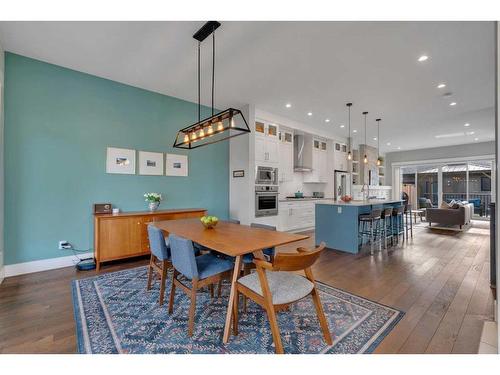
[440,201,450,209]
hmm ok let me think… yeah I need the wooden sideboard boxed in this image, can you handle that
[93,208,206,270]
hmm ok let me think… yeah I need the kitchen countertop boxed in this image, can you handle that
[315,199,404,206]
[279,197,334,202]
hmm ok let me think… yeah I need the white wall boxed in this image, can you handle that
[229,104,254,225]
[0,43,4,284]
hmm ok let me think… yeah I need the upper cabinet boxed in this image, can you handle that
[334,142,348,171]
[278,128,294,183]
[304,137,328,183]
[255,121,279,164]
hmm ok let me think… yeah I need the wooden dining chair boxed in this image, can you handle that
[240,223,276,311]
[146,224,172,306]
[234,242,332,354]
[168,234,235,336]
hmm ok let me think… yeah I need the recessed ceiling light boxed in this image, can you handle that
[464,123,470,127]
[353,129,357,133]
[435,132,465,139]
[307,112,312,116]
[340,124,345,128]
[437,83,446,89]
[467,131,475,135]
[397,146,401,150]
[386,142,391,146]
[450,102,457,106]
[373,137,377,141]
[418,55,429,62]
[325,119,330,123]
[285,103,291,108]
[474,137,479,141]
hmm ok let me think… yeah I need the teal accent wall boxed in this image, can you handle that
[4,53,229,265]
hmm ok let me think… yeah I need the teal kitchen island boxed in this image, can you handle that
[315,200,404,254]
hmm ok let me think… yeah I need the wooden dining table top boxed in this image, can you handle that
[153,218,309,257]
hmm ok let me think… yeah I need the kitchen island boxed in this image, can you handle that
[315,199,404,254]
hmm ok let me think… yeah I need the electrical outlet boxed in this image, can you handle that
[59,241,72,250]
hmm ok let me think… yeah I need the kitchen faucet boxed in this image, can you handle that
[361,183,370,201]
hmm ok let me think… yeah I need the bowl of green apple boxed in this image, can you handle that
[200,215,219,229]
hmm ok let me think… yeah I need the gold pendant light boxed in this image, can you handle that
[346,103,353,160]
[362,111,368,164]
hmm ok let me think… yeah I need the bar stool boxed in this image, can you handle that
[359,209,383,255]
[403,204,413,240]
[392,206,405,245]
[381,207,394,249]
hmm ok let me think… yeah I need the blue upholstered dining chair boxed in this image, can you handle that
[146,224,172,306]
[168,234,234,337]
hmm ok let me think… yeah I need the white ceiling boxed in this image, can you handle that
[0,21,495,153]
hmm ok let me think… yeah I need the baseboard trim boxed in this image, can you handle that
[4,252,94,278]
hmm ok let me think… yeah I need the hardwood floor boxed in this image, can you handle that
[0,220,494,354]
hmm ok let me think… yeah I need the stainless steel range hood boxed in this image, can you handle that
[294,133,313,172]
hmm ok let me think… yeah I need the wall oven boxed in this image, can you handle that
[255,166,278,185]
[255,185,279,217]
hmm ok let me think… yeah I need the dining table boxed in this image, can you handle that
[153,218,310,343]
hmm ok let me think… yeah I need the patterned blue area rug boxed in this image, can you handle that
[72,266,403,354]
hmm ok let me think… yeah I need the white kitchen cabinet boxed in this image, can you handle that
[278,129,294,183]
[279,201,316,231]
[255,120,279,164]
[304,138,328,183]
[334,142,348,171]
[278,142,293,183]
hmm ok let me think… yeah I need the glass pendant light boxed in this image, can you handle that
[376,118,382,166]
[173,21,250,149]
[363,111,368,164]
[346,103,353,160]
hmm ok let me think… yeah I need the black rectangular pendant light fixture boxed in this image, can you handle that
[173,21,251,149]
[173,108,250,149]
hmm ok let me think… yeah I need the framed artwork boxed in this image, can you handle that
[165,153,188,177]
[139,151,164,176]
[106,147,136,174]
[233,170,245,178]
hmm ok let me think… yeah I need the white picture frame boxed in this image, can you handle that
[139,151,164,176]
[106,147,136,174]
[165,153,188,177]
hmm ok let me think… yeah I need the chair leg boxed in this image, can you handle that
[158,260,168,306]
[168,269,178,314]
[242,267,250,313]
[146,255,154,291]
[266,305,284,354]
[310,288,333,345]
[233,290,239,336]
[209,284,214,299]
[188,279,198,337]
[217,279,223,298]
[370,219,374,255]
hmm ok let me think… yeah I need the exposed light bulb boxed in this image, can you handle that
[191,131,197,141]
[207,125,214,135]
[377,159,381,166]
[347,151,352,161]
[363,155,368,164]
[217,121,224,131]
[230,118,235,127]
[199,128,205,138]
[183,134,190,143]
